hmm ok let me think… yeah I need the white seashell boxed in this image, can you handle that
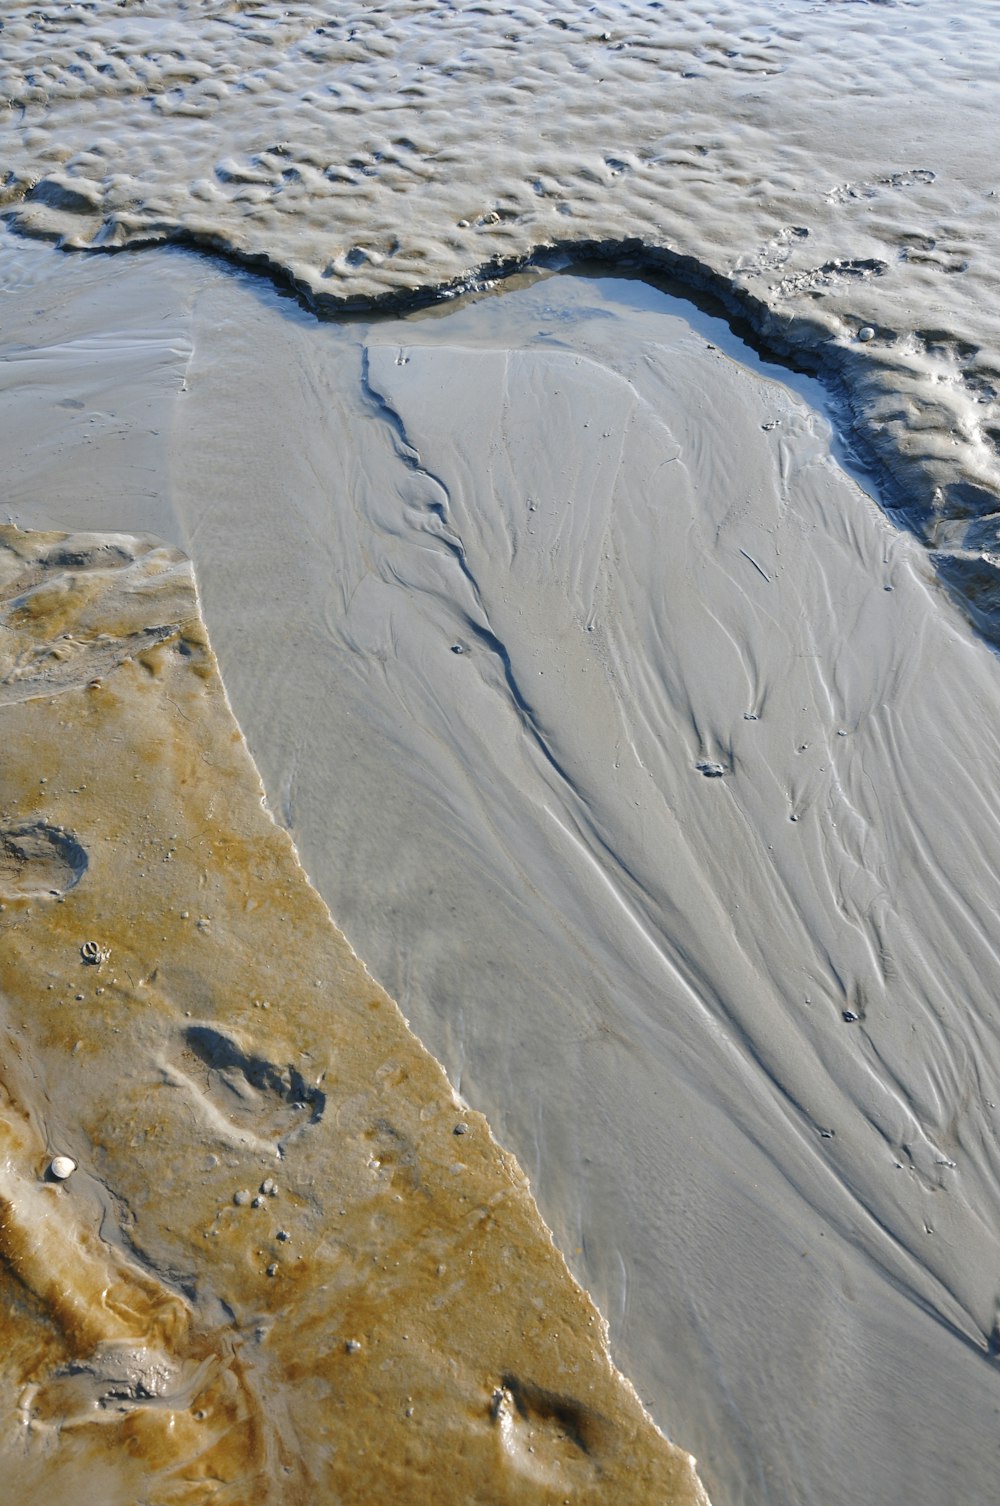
[50,1155,76,1180]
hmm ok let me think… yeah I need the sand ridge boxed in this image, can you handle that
[3,1,1000,633]
[5,0,1000,635]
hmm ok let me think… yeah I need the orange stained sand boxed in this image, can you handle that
[0,525,711,1505]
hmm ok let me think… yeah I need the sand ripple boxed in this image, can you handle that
[2,1,1000,624]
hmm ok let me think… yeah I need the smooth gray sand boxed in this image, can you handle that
[6,233,1000,1505]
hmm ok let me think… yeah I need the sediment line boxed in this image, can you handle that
[8,214,997,652]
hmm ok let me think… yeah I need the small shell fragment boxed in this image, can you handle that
[80,940,109,966]
[50,1155,76,1180]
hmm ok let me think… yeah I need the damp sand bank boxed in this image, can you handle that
[6,234,1000,1505]
[0,520,707,1505]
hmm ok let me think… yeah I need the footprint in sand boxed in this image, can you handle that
[160,1024,326,1155]
[0,821,88,901]
[490,1373,608,1488]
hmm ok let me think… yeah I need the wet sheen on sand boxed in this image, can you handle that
[0,525,708,1504]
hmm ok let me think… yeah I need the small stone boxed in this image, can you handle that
[261,1177,278,1196]
[266,1263,279,1277]
[858,326,875,342]
[345,1339,362,1354]
[50,1155,76,1180]
[276,1229,290,1242]
[453,1123,469,1135]
[252,1195,264,1208]
[234,1189,252,1207]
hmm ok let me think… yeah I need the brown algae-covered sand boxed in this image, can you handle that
[0,524,709,1504]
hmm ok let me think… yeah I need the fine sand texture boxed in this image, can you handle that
[4,0,1000,625]
[8,235,1000,1506]
[0,523,709,1505]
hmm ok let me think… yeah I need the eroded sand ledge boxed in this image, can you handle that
[0,525,709,1504]
[4,0,1000,629]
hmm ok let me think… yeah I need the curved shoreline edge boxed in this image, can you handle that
[0,523,710,1504]
[7,212,999,652]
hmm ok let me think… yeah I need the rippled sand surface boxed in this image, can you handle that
[4,0,1000,617]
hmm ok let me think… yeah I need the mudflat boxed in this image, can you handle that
[0,523,709,1504]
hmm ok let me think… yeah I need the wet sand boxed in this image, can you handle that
[5,0,1000,623]
[4,2,1000,1501]
[7,233,1000,1505]
[0,521,707,1504]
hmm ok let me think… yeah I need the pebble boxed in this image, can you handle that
[50,1155,76,1180]
[234,1189,252,1206]
[345,1339,362,1354]
[858,326,875,342]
